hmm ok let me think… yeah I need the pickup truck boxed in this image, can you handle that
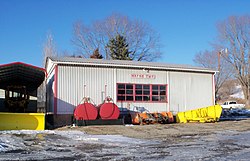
[221,101,245,109]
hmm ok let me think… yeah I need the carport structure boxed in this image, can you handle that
[0,62,46,96]
[0,62,46,130]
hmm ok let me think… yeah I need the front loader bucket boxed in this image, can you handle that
[0,112,45,130]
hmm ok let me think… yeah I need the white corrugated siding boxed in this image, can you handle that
[57,65,114,114]
[51,64,214,114]
[169,72,213,113]
[116,68,169,112]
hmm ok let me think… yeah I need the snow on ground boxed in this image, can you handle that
[0,130,158,160]
[1,129,250,160]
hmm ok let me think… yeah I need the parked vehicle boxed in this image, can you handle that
[221,101,245,109]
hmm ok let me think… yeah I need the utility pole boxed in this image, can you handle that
[217,48,228,71]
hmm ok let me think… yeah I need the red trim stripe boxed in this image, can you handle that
[54,65,58,114]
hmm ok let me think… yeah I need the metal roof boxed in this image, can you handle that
[48,57,216,73]
[0,62,46,95]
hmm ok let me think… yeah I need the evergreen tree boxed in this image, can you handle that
[106,34,132,60]
[90,48,103,59]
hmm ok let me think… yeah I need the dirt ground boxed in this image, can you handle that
[57,119,250,142]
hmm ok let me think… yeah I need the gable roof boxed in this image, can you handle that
[47,57,217,74]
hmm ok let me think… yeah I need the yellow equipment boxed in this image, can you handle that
[176,105,222,123]
[0,112,45,130]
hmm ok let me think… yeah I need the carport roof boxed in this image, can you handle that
[0,62,46,94]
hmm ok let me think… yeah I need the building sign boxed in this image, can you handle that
[131,74,156,79]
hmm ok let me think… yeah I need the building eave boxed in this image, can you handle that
[47,57,217,74]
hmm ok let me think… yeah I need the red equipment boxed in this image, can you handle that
[97,96,120,120]
[74,98,98,120]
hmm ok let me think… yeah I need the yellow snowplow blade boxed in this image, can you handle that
[0,112,45,130]
[176,105,222,123]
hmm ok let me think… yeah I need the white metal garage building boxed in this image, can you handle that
[46,57,216,126]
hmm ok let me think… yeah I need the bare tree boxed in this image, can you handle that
[193,49,232,101]
[39,33,58,112]
[43,32,57,67]
[219,79,238,101]
[72,13,162,61]
[216,15,250,105]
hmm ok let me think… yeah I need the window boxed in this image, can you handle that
[152,85,167,102]
[117,84,134,101]
[125,84,133,101]
[135,85,150,101]
[117,83,167,102]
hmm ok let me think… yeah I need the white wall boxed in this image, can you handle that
[57,65,115,114]
[169,72,214,113]
[51,64,214,114]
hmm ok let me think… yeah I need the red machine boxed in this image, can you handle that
[97,96,120,120]
[74,97,98,120]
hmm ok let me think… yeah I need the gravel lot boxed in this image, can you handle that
[1,119,250,160]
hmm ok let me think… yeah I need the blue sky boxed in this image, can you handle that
[0,0,249,68]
